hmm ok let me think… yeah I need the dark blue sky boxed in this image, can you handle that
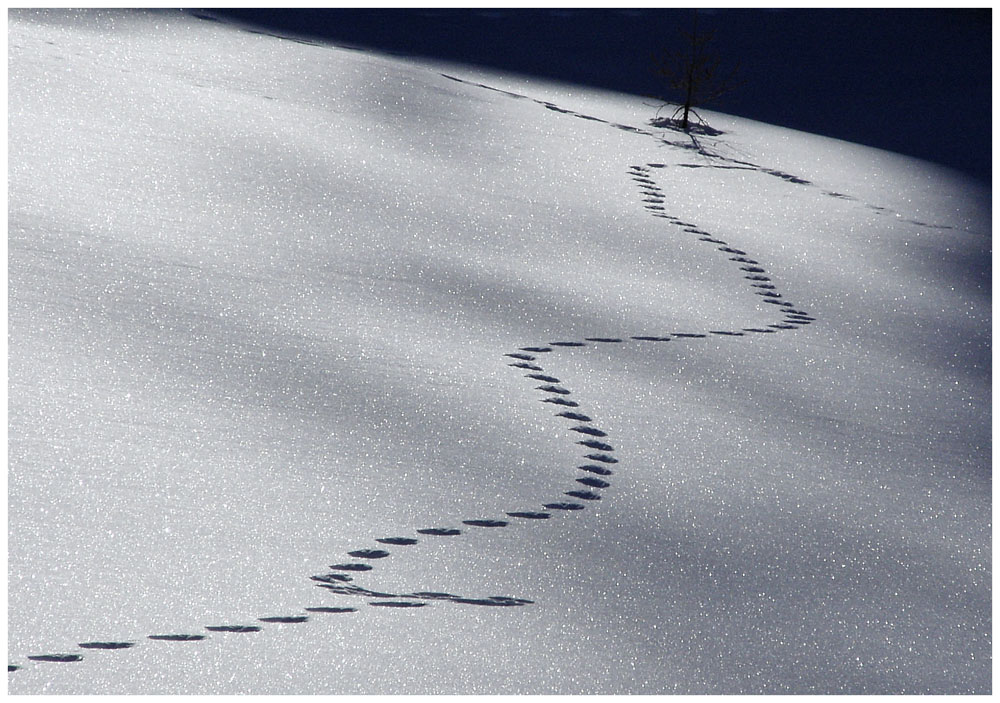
[211,8,991,184]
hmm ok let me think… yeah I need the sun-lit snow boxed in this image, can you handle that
[8,9,990,694]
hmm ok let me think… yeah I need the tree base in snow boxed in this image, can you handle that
[650,114,725,136]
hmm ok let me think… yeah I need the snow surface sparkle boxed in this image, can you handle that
[8,9,990,694]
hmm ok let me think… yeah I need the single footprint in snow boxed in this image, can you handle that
[78,642,134,650]
[377,537,418,546]
[570,425,608,437]
[577,476,611,488]
[579,464,614,476]
[205,625,261,633]
[369,601,426,608]
[558,411,592,422]
[305,607,357,614]
[328,563,373,572]
[28,654,82,663]
[544,502,585,511]
[258,616,308,624]
[148,634,206,642]
[452,596,532,607]
[462,519,508,528]
[579,439,614,451]
[538,385,572,395]
[417,527,462,536]
[543,397,579,407]
[311,573,354,584]
[348,549,391,559]
[507,511,551,519]
[317,584,396,598]
[565,490,601,500]
[586,453,618,464]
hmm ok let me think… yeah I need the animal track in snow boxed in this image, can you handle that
[11,76,821,678]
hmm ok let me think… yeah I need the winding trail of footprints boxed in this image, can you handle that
[10,75,826,676]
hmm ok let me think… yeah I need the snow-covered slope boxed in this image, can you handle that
[8,9,990,694]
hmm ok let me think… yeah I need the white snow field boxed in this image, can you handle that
[8,8,990,695]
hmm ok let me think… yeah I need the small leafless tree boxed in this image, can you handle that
[652,10,741,131]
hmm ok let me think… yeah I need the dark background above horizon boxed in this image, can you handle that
[209,8,991,184]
